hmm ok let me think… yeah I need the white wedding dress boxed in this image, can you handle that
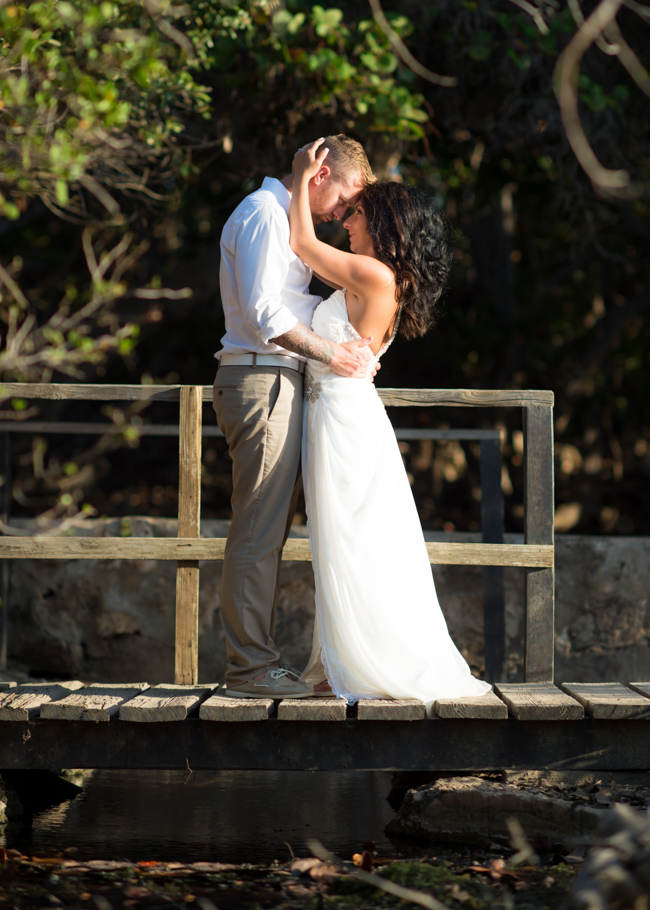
[301,290,492,714]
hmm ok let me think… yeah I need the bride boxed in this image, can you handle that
[289,140,491,713]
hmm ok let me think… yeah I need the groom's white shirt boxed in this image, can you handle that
[216,176,322,362]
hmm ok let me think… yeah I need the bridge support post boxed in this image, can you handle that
[174,386,202,684]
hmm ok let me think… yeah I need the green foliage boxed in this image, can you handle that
[0,0,212,219]
[0,1,430,221]
[181,0,428,140]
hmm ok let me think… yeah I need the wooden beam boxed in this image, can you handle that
[174,387,202,686]
[40,683,150,721]
[277,698,347,721]
[119,684,213,722]
[434,692,508,719]
[378,388,554,408]
[356,699,426,721]
[0,536,554,567]
[0,681,84,721]
[561,683,650,720]
[1,383,553,408]
[199,690,274,722]
[495,683,584,720]
[0,383,186,401]
[2,715,650,771]
[523,405,555,682]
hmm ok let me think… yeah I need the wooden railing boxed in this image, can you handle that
[0,383,555,685]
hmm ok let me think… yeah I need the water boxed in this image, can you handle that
[3,770,408,865]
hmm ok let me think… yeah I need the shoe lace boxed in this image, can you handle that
[269,668,293,681]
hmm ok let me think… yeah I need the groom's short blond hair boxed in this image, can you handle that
[322,134,376,186]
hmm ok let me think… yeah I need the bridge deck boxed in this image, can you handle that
[0,681,648,772]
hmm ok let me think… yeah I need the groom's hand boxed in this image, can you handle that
[270,322,379,377]
[329,338,376,378]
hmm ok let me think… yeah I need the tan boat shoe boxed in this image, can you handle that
[224,668,314,699]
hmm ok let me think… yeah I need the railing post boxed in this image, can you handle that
[480,436,506,682]
[523,404,555,681]
[174,386,202,685]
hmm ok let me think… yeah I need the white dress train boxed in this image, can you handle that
[300,290,492,714]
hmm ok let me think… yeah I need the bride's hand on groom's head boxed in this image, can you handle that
[292,139,329,181]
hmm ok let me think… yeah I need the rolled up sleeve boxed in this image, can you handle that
[234,205,300,343]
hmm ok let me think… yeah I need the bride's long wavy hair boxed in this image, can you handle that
[360,183,453,339]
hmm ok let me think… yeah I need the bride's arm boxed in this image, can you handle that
[289,145,392,297]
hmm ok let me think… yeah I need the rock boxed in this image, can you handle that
[0,770,82,817]
[554,536,650,684]
[386,776,602,852]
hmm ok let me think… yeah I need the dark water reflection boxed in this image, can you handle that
[3,770,406,865]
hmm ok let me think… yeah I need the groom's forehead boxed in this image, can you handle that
[334,172,364,203]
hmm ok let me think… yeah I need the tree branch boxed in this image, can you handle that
[507,0,551,35]
[367,0,458,87]
[553,0,638,195]
[604,20,650,96]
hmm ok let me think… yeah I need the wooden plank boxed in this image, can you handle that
[0,681,84,720]
[0,383,187,401]
[0,537,218,559]
[424,543,553,567]
[0,536,555,567]
[119,684,213,722]
[0,682,16,691]
[277,698,347,721]
[174,386,202,686]
[523,405,555,682]
[629,682,650,699]
[356,699,426,721]
[378,389,554,408]
[1,383,553,407]
[495,683,584,720]
[40,683,150,721]
[2,714,650,771]
[434,691,508,719]
[199,689,274,722]
[561,683,650,719]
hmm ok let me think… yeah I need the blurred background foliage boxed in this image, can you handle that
[0,0,648,536]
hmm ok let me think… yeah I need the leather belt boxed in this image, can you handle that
[218,353,306,374]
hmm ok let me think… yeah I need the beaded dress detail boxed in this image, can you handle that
[300,290,491,714]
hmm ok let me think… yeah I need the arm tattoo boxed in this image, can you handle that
[270,322,335,365]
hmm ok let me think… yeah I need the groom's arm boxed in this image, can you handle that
[271,322,377,378]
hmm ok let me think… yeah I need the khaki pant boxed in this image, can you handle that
[213,365,303,685]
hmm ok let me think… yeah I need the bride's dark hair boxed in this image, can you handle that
[360,183,453,339]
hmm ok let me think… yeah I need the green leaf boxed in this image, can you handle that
[55,179,69,205]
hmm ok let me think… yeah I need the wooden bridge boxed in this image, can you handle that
[0,383,648,773]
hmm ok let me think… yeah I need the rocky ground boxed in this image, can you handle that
[0,844,578,910]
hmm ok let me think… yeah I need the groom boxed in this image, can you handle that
[214,135,376,699]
